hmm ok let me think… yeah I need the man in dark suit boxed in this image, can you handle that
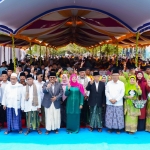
[86,71,106,132]
[42,72,63,134]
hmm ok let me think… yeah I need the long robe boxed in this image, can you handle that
[65,86,83,133]
[23,84,41,130]
[136,73,147,131]
[146,85,150,132]
[124,82,142,133]
[34,80,45,126]
[45,103,60,131]
[2,82,24,132]
[0,81,10,125]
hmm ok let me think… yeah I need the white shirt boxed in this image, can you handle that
[77,76,91,96]
[95,82,99,92]
[105,80,125,106]
[23,84,41,112]
[2,82,24,115]
[51,84,55,94]
[80,79,84,84]
[34,80,45,101]
[0,81,10,103]
[33,75,37,80]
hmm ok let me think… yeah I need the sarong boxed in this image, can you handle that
[7,108,22,132]
[45,103,60,131]
[105,105,124,130]
[26,111,40,130]
[89,105,102,128]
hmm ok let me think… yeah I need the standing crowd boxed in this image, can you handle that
[0,55,150,135]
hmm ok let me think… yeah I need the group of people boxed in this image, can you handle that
[0,55,150,135]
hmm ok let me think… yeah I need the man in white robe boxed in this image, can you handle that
[105,68,125,134]
[34,70,45,126]
[23,74,42,135]
[2,73,24,134]
[0,71,10,128]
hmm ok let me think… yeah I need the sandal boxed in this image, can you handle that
[24,129,30,135]
[45,130,50,135]
[19,130,23,134]
[55,129,59,134]
[107,129,112,133]
[4,131,10,135]
[89,127,93,132]
[116,131,120,134]
[37,129,42,134]
[98,128,102,132]
[129,132,134,135]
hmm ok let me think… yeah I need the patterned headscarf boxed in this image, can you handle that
[61,74,69,101]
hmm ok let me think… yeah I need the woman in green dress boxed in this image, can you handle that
[146,78,150,132]
[65,74,84,133]
[124,75,142,134]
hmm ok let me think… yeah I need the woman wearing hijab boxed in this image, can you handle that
[136,71,147,131]
[124,76,142,134]
[146,78,150,132]
[65,74,84,133]
[107,75,112,82]
[60,74,69,126]
[101,75,108,85]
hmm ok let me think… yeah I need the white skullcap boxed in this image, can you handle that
[11,73,17,78]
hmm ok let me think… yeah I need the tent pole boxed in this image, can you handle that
[46,46,48,60]
[106,44,109,58]
[135,33,140,67]
[116,43,119,66]
[29,42,32,64]
[49,47,51,57]
[95,47,97,57]
[12,35,16,72]
[40,45,41,66]
[4,46,5,61]
[92,48,94,56]
[99,45,102,60]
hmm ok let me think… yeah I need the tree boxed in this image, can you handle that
[56,43,87,55]
[95,44,122,57]
[26,43,122,57]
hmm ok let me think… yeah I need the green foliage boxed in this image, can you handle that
[26,44,122,57]
[57,43,87,55]
[94,44,122,56]
[27,45,47,56]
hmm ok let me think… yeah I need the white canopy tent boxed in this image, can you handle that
[0,0,150,66]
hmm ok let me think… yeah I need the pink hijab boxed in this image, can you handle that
[70,74,85,96]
